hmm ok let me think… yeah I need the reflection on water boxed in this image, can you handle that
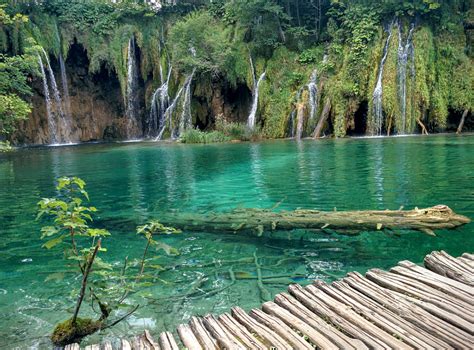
[0,135,473,347]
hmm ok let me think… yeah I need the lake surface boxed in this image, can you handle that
[0,135,473,347]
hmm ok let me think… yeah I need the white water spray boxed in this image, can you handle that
[179,69,196,136]
[371,23,394,135]
[37,53,56,144]
[397,23,415,134]
[125,37,140,139]
[307,69,318,121]
[247,55,266,130]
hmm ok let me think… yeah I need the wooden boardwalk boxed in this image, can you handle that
[67,251,474,349]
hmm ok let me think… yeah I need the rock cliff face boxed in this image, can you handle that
[13,42,128,145]
[11,40,252,145]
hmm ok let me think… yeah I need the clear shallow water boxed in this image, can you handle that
[0,135,473,347]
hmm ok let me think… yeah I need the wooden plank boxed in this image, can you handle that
[424,251,474,285]
[344,272,474,348]
[439,251,474,274]
[398,260,473,295]
[462,253,474,261]
[329,280,452,349]
[288,284,387,349]
[391,264,473,304]
[458,257,474,269]
[142,330,160,350]
[203,314,245,349]
[250,307,314,349]
[158,332,179,350]
[231,306,291,348]
[366,268,474,324]
[273,292,360,349]
[121,340,132,350]
[218,313,266,349]
[306,284,411,350]
[261,299,351,350]
[189,316,218,350]
[177,324,202,350]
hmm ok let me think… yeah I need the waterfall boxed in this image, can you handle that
[247,55,266,129]
[155,70,195,141]
[58,54,73,142]
[397,23,415,134]
[371,23,394,135]
[288,88,303,138]
[307,69,318,121]
[178,69,196,136]
[295,103,304,140]
[147,66,171,137]
[59,54,71,120]
[125,37,140,139]
[37,54,56,144]
[38,48,72,144]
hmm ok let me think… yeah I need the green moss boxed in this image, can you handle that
[50,317,101,346]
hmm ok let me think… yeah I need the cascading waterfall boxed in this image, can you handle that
[307,69,318,121]
[247,55,266,130]
[59,54,71,120]
[155,70,195,141]
[37,53,56,144]
[288,88,303,138]
[125,37,140,139]
[397,23,415,134]
[371,23,394,135]
[178,69,196,136]
[38,48,73,144]
[147,66,171,137]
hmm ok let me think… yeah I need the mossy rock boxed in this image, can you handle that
[51,317,101,346]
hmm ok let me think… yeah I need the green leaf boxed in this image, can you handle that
[40,226,59,238]
[87,228,111,237]
[43,235,65,249]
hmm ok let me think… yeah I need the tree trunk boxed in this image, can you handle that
[314,97,331,138]
[417,118,429,135]
[456,109,469,134]
[160,205,470,237]
[72,240,101,325]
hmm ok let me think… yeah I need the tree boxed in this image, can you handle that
[37,177,181,346]
[0,5,37,136]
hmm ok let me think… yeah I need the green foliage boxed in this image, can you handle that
[215,116,260,141]
[37,176,110,250]
[168,10,247,85]
[298,47,324,65]
[0,6,38,136]
[180,128,231,144]
[137,220,181,256]
[38,176,182,345]
[0,140,11,151]
[224,0,287,56]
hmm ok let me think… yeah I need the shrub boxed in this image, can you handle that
[180,129,231,144]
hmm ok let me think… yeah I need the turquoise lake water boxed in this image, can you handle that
[0,134,473,347]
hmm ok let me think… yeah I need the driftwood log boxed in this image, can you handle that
[161,205,470,236]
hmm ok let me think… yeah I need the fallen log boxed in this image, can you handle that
[161,205,470,236]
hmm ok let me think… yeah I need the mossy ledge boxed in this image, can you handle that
[50,317,101,347]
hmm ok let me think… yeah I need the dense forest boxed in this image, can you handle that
[0,0,472,145]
